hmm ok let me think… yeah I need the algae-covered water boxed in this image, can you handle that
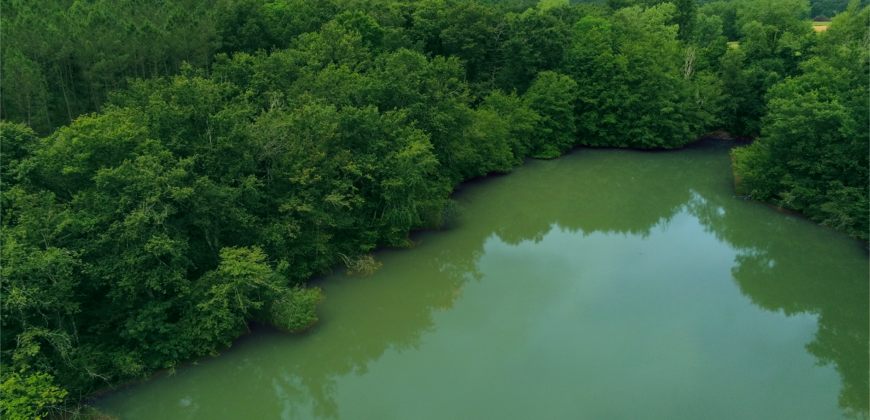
[94,141,869,420]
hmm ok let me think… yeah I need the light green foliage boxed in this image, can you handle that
[465,107,517,173]
[479,90,541,163]
[1,369,68,420]
[690,13,730,75]
[199,247,280,319]
[0,123,40,190]
[266,287,322,332]
[538,0,570,11]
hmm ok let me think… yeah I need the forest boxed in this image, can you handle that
[1,0,867,418]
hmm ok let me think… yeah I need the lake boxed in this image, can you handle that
[93,140,869,420]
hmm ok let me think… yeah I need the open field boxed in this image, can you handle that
[812,21,830,31]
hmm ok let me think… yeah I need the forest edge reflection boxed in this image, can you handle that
[92,140,868,419]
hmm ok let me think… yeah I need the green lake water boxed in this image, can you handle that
[93,141,869,420]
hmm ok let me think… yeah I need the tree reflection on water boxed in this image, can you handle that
[95,140,868,419]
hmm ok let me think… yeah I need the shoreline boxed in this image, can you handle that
[80,130,863,409]
[80,132,755,405]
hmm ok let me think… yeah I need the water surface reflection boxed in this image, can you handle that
[94,141,868,420]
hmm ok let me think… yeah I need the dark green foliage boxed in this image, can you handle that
[1,54,452,407]
[214,0,341,54]
[0,0,221,134]
[733,4,869,241]
[0,49,51,130]
[700,0,744,41]
[408,1,500,79]
[523,71,578,157]
[673,0,700,40]
[494,7,575,94]
[691,13,730,73]
[714,0,816,136]
[2,0,867,417]
[0,123,39,192]
[811,0,869,18]
[440,199,464,228]
[564,5,721,148]
[725,1,867,245]
[214,0,276,54]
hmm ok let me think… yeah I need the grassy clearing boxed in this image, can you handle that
[727,41,740,48]
[812,21,830,32]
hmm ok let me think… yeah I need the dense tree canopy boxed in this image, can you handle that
[1,0,866,418]
[733,2,869,241]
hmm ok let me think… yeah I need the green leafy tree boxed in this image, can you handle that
[733,32,869,241]
[408,0,505,89]
[564,5,717,148]
[713,0,815,136]
[523,71,578,157]
[673,0,699,40]
[494,7,574,93]
[0,49,52,131]
[4,1,866,415]
[0,370,68,420]
[811,0,869,18]
[700,0,744,41]
[479,89,541,163]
